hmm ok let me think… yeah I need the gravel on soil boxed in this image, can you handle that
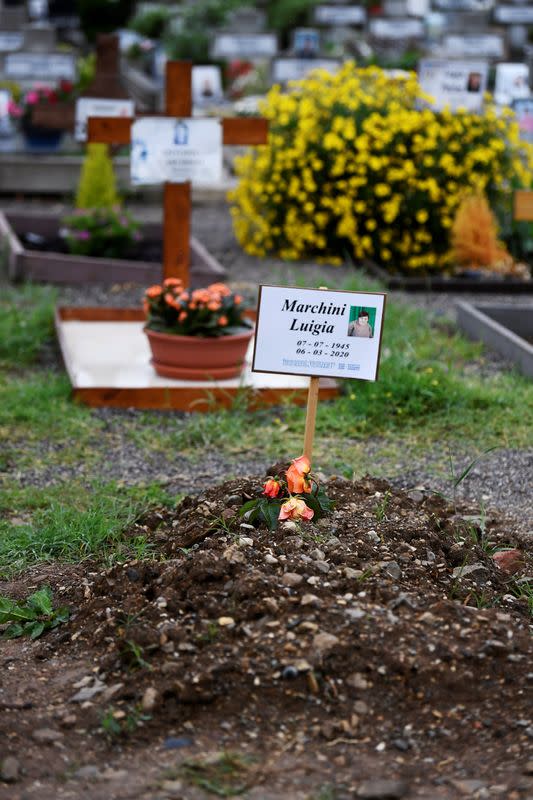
[0,473,532,799]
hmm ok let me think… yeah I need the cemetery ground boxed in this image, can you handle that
[0,205,532,800]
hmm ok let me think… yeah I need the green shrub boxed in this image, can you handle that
[75,143,119,210]
[129,8,170,39]
[229,64,533,273]
[62,208,141,259]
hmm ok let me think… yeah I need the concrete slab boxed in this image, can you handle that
[56,307,339,410]
[456,301,533,378]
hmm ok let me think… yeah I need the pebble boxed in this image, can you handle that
[408,490,424,504]
[344,567,363,579]
[281,521,298,532]
[161,779,185,795]
[452,563,488,579]
[383,561,402,580]
[238,536,254,547]
[310,548,325,561]
[74,766,101,780]
[312,631,340,657]
[218,616,235,627]
[366,530,381,543]
[347,673,369,690]
[314,560,330,574]
[524,761,533,775]
[264,554,278,565]
[450,779,486,795]
[356,778,408,798]
[32,728,64,744]
[0,756,20,783]
[301,593,321,607]
[141,686,158,712]
[392,738,411,751]
[163,736,193,750]
[282,666,299,680]
[282,572,303,588]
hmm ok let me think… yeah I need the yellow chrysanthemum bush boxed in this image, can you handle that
[229,64,533,273]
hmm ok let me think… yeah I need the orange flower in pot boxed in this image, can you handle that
[143,279,254,380]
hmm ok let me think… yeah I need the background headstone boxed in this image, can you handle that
[443,32,505,58]
[211,33,278,61]
[494,62,530,104]
[271,57,340,85]
[418,58,489,110]
[22,22,56,51]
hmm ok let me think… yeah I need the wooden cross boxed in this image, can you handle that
[87,61,268,285]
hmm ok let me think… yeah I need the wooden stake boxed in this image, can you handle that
[303,376,320,464]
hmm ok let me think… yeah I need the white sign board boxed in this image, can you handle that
[5,52,76,81]
[513,98,533,144]
[443,34,504,58]
[252,286,386,382]
[0,32,24,52]
[314,5,367,25]
[369,18,425,39]
[494,6,533,23]
[75,97,134,142]
[211,33,278,60]
[433,0,493,8]
[272,58,340,84]
[0,89,13,137]
[419,59,488,111]
[494,63,530,106]
[192,65,224,107]
[131,117,222,186]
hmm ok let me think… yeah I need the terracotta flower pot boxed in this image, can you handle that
[144,327,254,380]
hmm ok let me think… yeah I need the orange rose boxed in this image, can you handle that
[279,497,314,522]
[218,315,228,326]
[286,456,312,494]
[208,301,221,311]
[263,478,281,498]
[178,311,187,322]
[234,295,243,304]
[146,285,162,298]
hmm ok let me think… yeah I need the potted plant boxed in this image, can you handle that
[8,81,75,151]
[143,279,254,380]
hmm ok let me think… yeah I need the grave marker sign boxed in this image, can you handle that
[88,60,268,285]
[252,285,386,460]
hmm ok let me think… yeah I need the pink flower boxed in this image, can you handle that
[279,497,314,522]
[7,100,22,117]
[77,230,90,240]
[25,91,39,105]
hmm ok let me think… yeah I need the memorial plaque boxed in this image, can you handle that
[192,65,223,107]
[211,33,278,60]
[131,117,223,186]
[0,31,23,51]
[252,285,386,383]
[369,18,425,39]
[433,0,493,8]
[314,5,367,25]
[513,98,533,143]
[407,0,430,16]
[443,33,505,58]
[494,62,530,105]
[272,58,340,84]
[75,97,134,142]
[419,58,489,111]
[5,51,76,80]
[494,6,533,23]
[0,88,13,136]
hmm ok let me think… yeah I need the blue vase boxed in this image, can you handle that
[22,123,63,152]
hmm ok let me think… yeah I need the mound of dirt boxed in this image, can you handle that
[1,475,532,800]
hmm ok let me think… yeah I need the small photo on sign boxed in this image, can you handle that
[192,65,223,107]
[347,307,376,338]
[293,29,321,58]
[252,285,386,382]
